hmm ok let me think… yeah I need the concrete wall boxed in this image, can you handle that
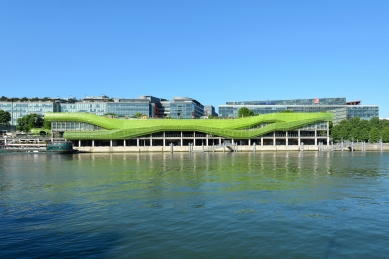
[75,143,389,153]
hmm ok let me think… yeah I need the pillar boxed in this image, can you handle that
[273,132,275,146]
[298,129,301,146]
[286,131,288,146]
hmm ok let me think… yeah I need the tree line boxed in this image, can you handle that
[0,96,54,102]
[331,117,389,143]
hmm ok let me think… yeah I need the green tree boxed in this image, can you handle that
[238,107,254,117]
[43,119,51,130]
[135,112,143,118]
[369,117,380,130]
[381,127,389,143]
[0,110,11,125]
[359,128,369,142]
[369,127,380,143]
[17,114,44,132]
[0,96,8,101]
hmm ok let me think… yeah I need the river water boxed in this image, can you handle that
[1,151,389,258]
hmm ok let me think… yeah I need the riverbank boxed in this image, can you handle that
[75,143,389,153]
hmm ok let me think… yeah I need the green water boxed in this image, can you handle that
[1,152,389,258]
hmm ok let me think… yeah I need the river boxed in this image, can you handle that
[1,151,389,258]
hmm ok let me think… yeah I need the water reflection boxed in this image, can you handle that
[1,152,389,258]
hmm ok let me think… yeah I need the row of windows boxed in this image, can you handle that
[52,121,103,131]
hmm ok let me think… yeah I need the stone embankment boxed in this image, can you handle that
[75,143,389,153]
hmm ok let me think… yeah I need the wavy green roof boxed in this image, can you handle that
[45,112,333,140]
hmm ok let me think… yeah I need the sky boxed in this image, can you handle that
[1,0,388,117]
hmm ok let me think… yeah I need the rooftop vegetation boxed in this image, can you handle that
[45,112,333,140]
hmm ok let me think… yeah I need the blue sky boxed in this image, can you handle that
[1,0,388,117]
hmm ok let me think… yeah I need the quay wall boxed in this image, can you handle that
[76,145,317,153]
[75,143,389,153]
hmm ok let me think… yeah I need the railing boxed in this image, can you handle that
[45,112,333,140]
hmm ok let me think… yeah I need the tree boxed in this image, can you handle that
[43,119,51,130]
[369,127,380,143]
[238,107,254,117]
[17,114,44,132]
[0,110,11,125]
[382,127,389,143]
[0,96,8,101]
[369,117,380,130]
[135,112,143,118]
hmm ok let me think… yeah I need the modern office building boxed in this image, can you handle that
[219,97,379,124]
[204,105,218,117]
[0,101,59,126]
[0,95,207,126]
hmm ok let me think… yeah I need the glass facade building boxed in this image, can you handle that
[161,97,204,119]
[0,101,58,125]
[347,105,379,121]
[219,97,379,125]
[106,102,151,117]
[0,95,206,126]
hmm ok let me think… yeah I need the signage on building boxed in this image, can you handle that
[314,98,320,104]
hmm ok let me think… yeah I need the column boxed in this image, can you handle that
[163,131,166,147]
[193,131,195,146]
[298,129,301,146]
[314,126,317,146]
[137,138,139,147]
[261,137,263,146]
[110,140,112,147]
[286,131,288,146]
[92,140,95,147]
[79,140,81,147]
[181,131,183,146]
[248,139,251,146]
[124,140,126,147]
[150,135,153,146]
[273,132,275,146]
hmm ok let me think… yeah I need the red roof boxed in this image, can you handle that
[346,100,361,105]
